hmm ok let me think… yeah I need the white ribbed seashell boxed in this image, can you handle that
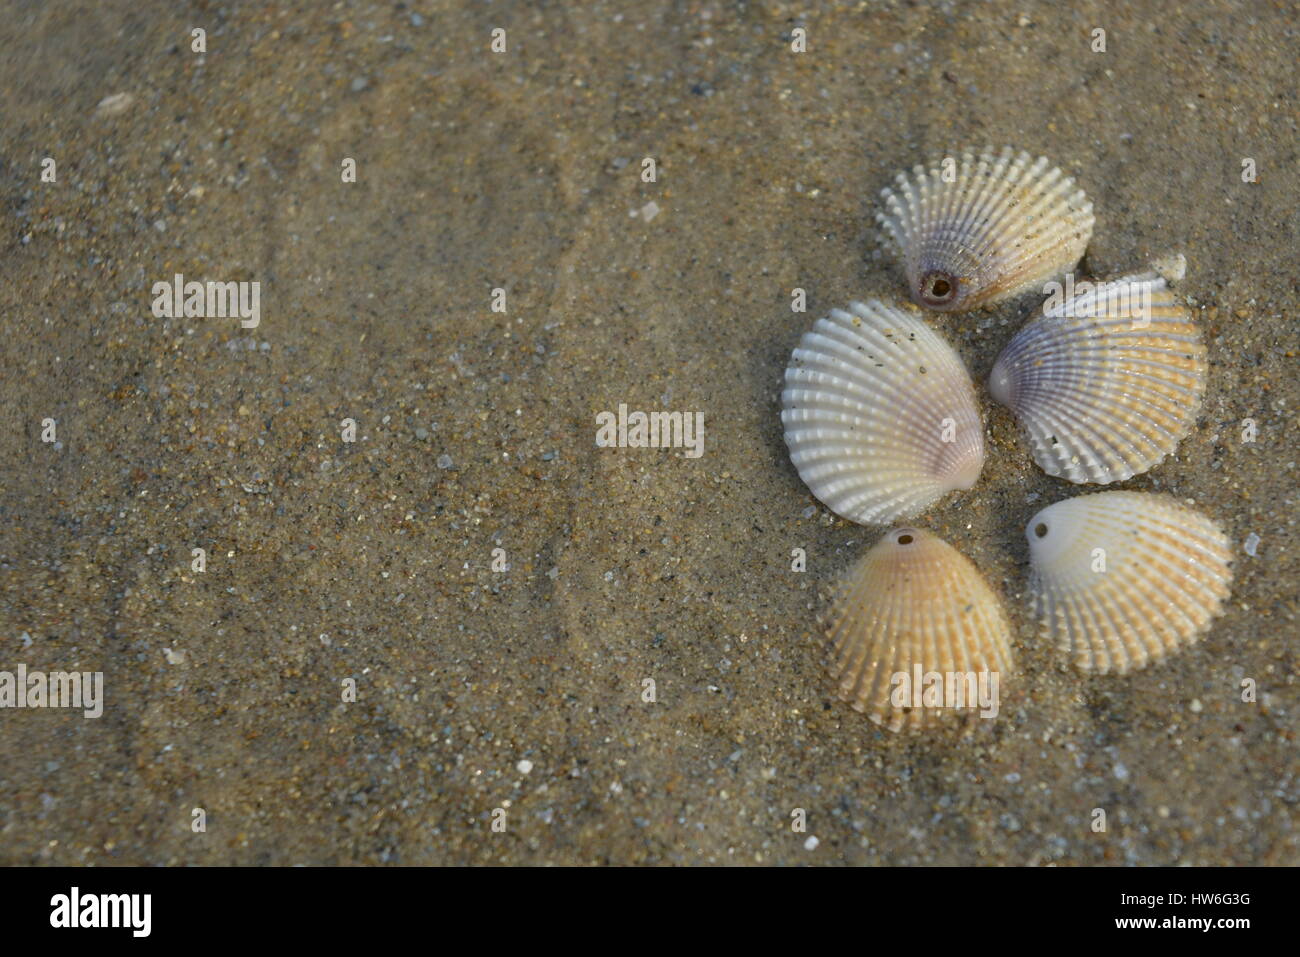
[781,299,985,525]
[988,273,1208,484]
[825,527,1015,731]
[877,147,1094,312]
[1026,492,1233,674]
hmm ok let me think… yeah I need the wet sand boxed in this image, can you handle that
[1,0,1296,864]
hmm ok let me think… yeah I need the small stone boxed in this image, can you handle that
[640,201,661,222]
[803,835,819,851]
[1189,698,1203,713]
[410,13,424,26]
[415,427,429,440]
[351,77,369,93]
[517,759,533,775]
[1113,761,1130,781]
[1244,532,1260,557]
[436,454,453,469]
[1152,251,1187,282]
[95,92,134,117]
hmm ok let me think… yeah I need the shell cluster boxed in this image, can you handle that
[782,147,1232,732]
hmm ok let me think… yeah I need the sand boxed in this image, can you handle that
[1,0,1295,865]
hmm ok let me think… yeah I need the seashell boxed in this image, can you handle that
[825,527,1015,731]
[988,273,1207,484]
[877,147,1095,312]
[1026,491,1233,674]
[781,299,985,525]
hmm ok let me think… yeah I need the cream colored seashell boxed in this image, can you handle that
[988,273,1207,484]
[1026,492,1233,674]
[877,147,1094,312]
[781,299,985,525]
[825,527,1015,731]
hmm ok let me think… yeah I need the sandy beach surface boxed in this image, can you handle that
[1,0,1296,865]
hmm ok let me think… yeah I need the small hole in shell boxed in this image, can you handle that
[897,533,914,545]
[918,271,959,307]
[1034,523,1048,538]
